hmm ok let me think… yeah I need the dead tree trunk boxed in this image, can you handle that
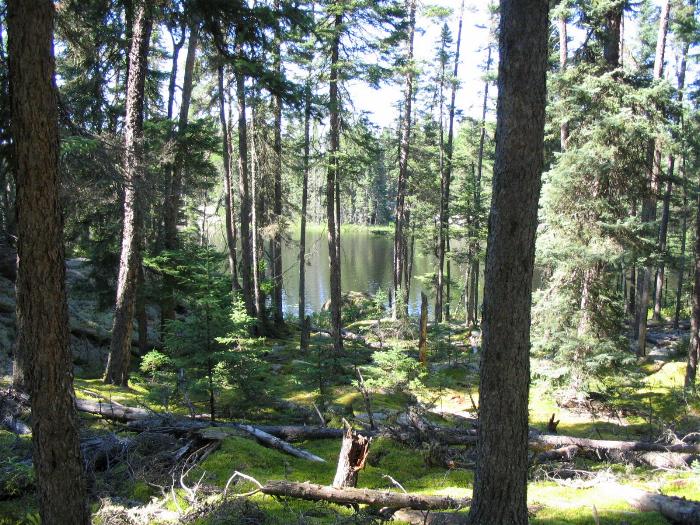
[7,0,90,520]
[105,0,153,385]
[260,480,470,510]
[332,424,371,488]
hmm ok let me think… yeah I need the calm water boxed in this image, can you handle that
[211,224,470,318]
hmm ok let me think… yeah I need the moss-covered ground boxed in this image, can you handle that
[1,320,699,524]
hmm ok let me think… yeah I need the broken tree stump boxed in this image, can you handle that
[333,422,371,488]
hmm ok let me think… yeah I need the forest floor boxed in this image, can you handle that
[0,268,699,524]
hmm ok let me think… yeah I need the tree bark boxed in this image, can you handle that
[468,1,548,524]
[326,6,343,357]
[392,0,416,319]
[559,9,568,149]
[7,0,90,521]
[104,0,153,385]
[332,424,371,488]
[238,424,326,462]
[616,483,700,525]
[636,0,670,357]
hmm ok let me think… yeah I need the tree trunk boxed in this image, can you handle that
[250,105,267,329]
[105,0,153,386]
[675,155,689,329]
[271,0,284,326]
[332,425,371,488]
[653,156,674,321]
[636,0,670,357]
[436,1,464,323]
[418,292,428,366]
[7,0,89,521]
[392,0,416,319]
[299,76,312,349]
[161,22,199,327]
[136,263,148,354]
[218,64,241,294]
[326,7,343,357]
[468,1,548,524]
[686,167,700,388]
[234,29,256,318]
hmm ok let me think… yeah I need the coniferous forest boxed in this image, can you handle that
[2,0,700,523]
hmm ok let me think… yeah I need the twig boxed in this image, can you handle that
[223,471,264,499]
[383,474,408,494]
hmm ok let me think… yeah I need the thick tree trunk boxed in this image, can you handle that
[218,64,241,294]
[436,1,463,323]
[105,1,153,386]
[332,425,371,488]
[468,1,548,524]
[392,0,416,319]
[234,30,256,318]
[636,0,670,357]
[161,22,198,327]
[7,0,89,521]
[326,7,343,357]
[259,480,470,510]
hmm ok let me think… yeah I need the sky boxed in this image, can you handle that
[347,0,494,130]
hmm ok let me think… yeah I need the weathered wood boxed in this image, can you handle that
[392,509,466,524]
[332,424,371,488]
[75,398,152,422]
[237,424,326,463]
[260,480,470,510]
[533,445,579,464]
[531,433,700,454]
[614,483,700,525]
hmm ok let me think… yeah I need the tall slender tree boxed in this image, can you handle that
[636,0,670,356]
[7,0,89,521]
[104,0,153,385]
[468,0,548,523]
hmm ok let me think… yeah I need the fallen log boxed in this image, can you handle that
[312,325,384,349]
[236,425,326,463]
[259,480,470,510]
[531,433,700,455]
[612,483,700,525]
[75,398,153,422]
[391,509,466,524]
[256,425,347,441]
[533,445,579,463]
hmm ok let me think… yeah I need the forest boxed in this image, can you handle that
[1,0,700,524]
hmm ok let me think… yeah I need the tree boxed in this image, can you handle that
[468,1,549,523]
[7,0,89,521]
[636,0,671,357]
[392,0,416,319]
[104,0,153,385]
